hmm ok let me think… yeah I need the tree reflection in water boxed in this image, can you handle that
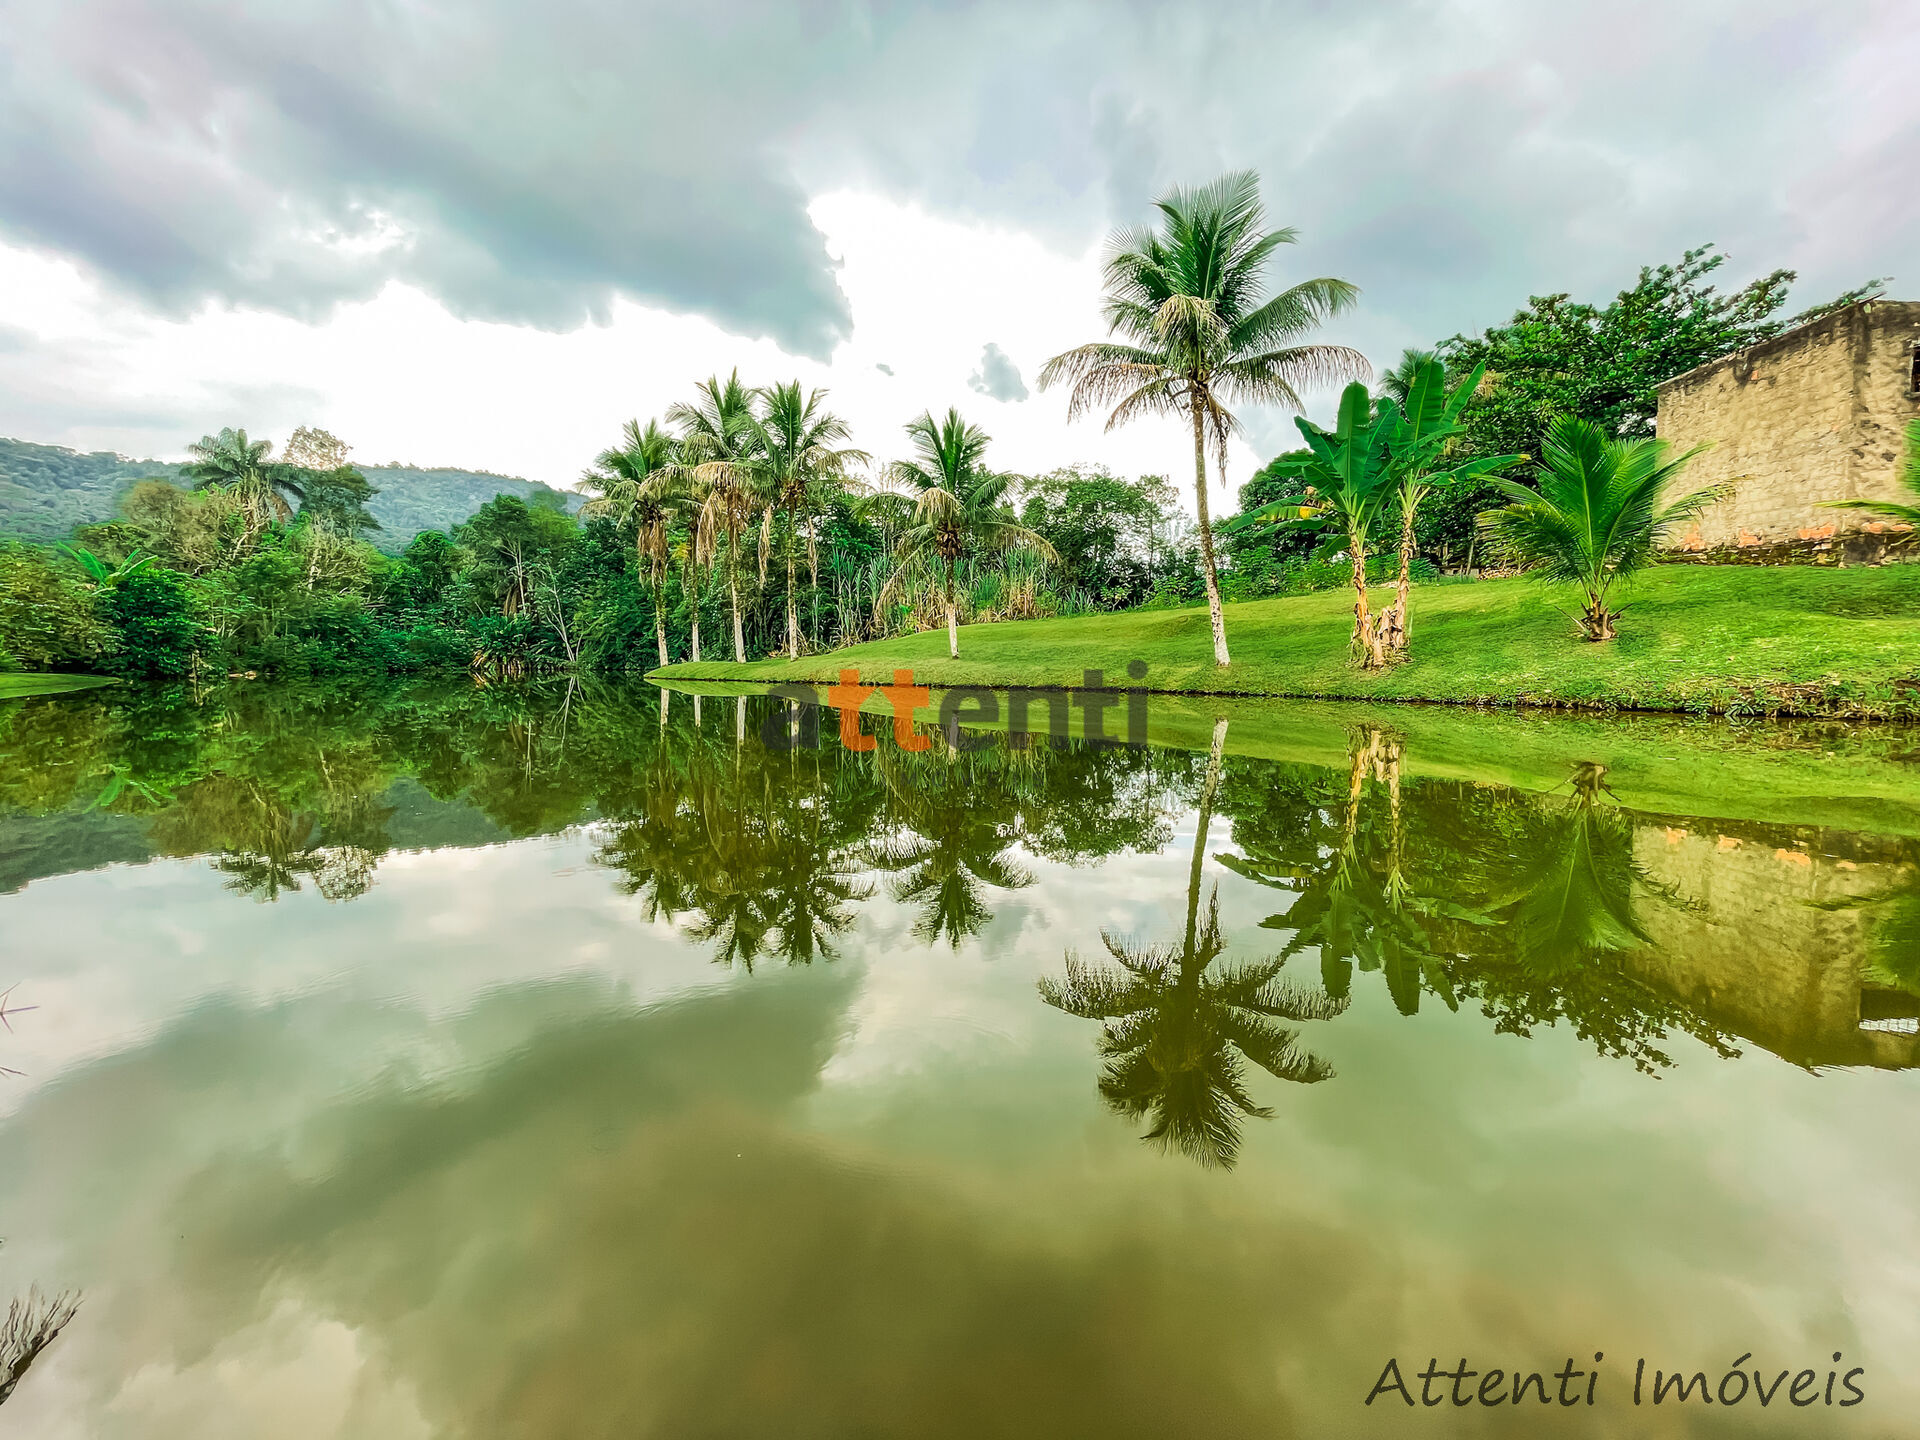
[9,676,1911,1112]
[1040,719,1346,1168]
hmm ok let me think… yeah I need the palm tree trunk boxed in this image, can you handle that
[728,539,745,662]
[654,594,669,668]
[1190,399,1231,667]
[786,510,800,660]
[1185,716,1229,952]
[945,563,959,659]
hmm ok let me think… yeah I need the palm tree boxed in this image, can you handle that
[1039,718,1346,1168]
[1478,415,1717,640]
[1376,347,1438,406]
[1039,171,1367,667]
[184,428,306,536]
[1823,416,1920,528]
[880,409,1056,659]
[668,372,763,662]
[746,382,869,659]
[1374,358,1522,655]
[581,418,677,667]
[0,1284,80,1409]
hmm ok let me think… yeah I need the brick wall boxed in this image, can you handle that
[1656,300,1920,555]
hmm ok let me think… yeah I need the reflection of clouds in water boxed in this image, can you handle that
[0,832,730,1111]
[0,972,1377,1440]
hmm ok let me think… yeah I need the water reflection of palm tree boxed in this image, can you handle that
[1224,726,1461,1014]
[1040,719,1346,1168]
[872,744,1033,948]
[1479,762,1666,974]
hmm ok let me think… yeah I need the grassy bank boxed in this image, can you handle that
[0,673,115,699]
[658,680,1920,838]
[653,564,1920,718]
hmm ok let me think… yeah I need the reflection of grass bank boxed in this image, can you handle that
[655,680,1920,838]
[0,674,114,699]
[653,565,1920,719]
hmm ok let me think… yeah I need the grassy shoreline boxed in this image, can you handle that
[0,672,116,699]
[652,565,1920,719]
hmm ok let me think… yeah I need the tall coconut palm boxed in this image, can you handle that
[1039,171,1367,667]
[668,372,763,662]
[880,408,1056,659]
[1478,416,1716,640]
[746,381,869,659]
[184,428,308,537]
[580,418,677,667]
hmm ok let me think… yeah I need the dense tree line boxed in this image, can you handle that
[0,408,1192,681]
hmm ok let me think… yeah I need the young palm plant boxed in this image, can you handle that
[1039,170,1367,667]
[1478,415,1716,641]
[580,418,677,667]
[746,381,869,659]
[879,409,1056,659]
[668,372,763,662]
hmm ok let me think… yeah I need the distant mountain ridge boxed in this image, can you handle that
[0,435,582,548]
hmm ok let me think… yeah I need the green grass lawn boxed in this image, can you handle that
[0,672,115,699]
[655,565,1920,718]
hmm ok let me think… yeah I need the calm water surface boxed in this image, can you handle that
[2,679,1919,1438]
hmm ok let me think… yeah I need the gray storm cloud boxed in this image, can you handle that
[968,343,1028,402]
[0,0,1910,371]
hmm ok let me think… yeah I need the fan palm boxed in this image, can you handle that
[669,372,764,662]
[1039,170,1367,667]
[184,428,306,536]
[1823,417,1920,528]
[581,418,677,667]
[1477,415,1716,640]
[879,409,1056,659]
[746,381,869,659]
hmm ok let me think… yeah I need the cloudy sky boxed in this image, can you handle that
[0,0,1913,500]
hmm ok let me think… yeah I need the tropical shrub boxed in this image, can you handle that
[0,542,111,669]
[100,568,202,679]
[1477,415,1718,640]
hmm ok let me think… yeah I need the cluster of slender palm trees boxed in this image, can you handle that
[582,378,1058,664]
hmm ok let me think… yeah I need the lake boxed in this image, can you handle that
[2,677,1918,1437]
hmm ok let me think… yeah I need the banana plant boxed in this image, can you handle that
[58,545,155,589]
[1223,382,1399,666]
[1376,358,1524,654]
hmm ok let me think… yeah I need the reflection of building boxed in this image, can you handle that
[1655,300,1920,561]
[1627,822,1920,1069]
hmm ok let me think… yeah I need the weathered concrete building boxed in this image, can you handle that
[1656,299,1920,560]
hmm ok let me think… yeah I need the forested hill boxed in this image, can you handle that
[0,436,581,546]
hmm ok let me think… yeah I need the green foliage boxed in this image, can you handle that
[0,436,576,550]
[0,542,111,669]
[1477,416,1720,639]
[882,409,1058,657]
[296,465,382,536]
[99,569,202,679]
